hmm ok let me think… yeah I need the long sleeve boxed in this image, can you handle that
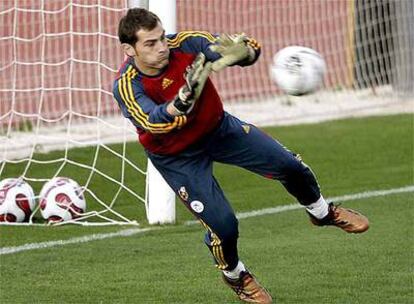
[113,67,187,134]
[167,31,261,67]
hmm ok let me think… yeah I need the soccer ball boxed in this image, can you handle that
[39,177,86,223]
[0,178,36,222]
[270,46,326,96]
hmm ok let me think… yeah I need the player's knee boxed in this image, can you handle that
[280,157,318,190]
[281,157,321,204]
[216,214,239,242]
[283,157,309,177]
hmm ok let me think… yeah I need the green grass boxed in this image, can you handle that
[0,114,413,303]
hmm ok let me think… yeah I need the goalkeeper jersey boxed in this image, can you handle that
[113,31,260,155]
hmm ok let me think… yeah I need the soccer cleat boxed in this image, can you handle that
[222,271,273,304]
[308,202,369,233]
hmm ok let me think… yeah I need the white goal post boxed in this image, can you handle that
[132,0,177,225]
[0,0,412,226]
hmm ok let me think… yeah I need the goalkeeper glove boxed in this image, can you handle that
[173,53,212,114]
[210,33,254,72]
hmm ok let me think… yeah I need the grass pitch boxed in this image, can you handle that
[0,114,413,303]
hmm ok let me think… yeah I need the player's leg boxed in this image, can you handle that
[147,149,240,269]
[208,113,320,205]
[208,113,368,233]
[147,149,272,303]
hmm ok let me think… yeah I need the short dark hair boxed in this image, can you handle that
[118,8,161,45]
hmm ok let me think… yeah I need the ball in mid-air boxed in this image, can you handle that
[270,46,326,96]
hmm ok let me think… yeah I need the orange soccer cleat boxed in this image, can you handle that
[309,203,369,233]
[222,271,273,304]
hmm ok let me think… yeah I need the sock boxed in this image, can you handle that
[305,195,329,219]
[222,261,246,280]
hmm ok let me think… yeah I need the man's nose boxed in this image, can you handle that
[157,40,168,53]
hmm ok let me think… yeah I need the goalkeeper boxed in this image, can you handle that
[113,8,369,304]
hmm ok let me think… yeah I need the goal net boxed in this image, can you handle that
[1,0,412,225]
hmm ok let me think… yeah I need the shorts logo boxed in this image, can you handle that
[190,200,204,213]
[242,125,250,134]
[178,186,189,201]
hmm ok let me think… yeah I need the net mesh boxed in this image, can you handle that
[0,0,142,225]
[178,0,412,102]
[0,0,412,225]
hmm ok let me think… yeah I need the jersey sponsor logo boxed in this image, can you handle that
[190,200,204,213]
[178,186,189,201]
[162,77,174,90]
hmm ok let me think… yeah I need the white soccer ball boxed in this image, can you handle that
[270,46,326,96]
[0,178,36,222]
[39,177,86,223]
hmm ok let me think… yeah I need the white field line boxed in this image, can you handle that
[0,228,158,255]
[1,185,413,256]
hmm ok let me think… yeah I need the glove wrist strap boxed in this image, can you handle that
[172,95,191,114]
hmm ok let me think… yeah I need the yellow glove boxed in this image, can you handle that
[210,33,252,72]
[173,53,212,114]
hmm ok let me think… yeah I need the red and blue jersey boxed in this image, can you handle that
[113,31,260,155]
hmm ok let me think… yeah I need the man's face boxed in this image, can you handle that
[132,22,169,75]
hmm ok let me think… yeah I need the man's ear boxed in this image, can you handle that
[121,43,137,57]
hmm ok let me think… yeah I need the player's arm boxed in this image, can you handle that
[113,54,211,131]
[167,31,261,70]
[113,76,187,134]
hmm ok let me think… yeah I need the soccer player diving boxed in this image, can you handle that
[113,8,369,304]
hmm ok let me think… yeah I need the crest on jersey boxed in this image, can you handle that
[178,186,189,201]
[162,77,174,90]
